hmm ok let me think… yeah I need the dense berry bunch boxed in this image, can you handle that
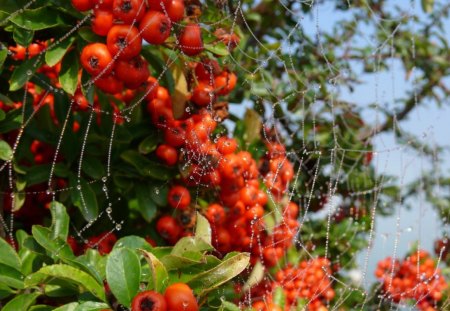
[248,257,334,311]
[375,250,447,311]
[150,82,301,265]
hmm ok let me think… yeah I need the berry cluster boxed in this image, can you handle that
[130,283,198,311]
[73,0,214,96]
[153,103,300,265]
[249,257,335,311]
[375,250,447,311]
[4,41,61,121]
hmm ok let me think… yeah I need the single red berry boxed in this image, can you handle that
[107,25,142,60]
[164,283,198,311]
[131,290,167,311]
[139,11,172,45]
[92,9,114,36]
[113,0,145,24]
[80,43,113,76]
[71,0,94,11]
[156,215,182,243]
[167,185,191,209]
[179,23,203,56]
[115,56,150,89]
[156,144,178,166]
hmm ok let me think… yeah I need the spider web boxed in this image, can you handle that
[0,0,450,310]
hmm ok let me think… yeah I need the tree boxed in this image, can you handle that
[0,0,449,310]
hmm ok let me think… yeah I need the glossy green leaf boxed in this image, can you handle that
[187,252,250,297]
[25,264,105,301]
[2,293,40,311]
[29,305,53,311]
[135,183,157,222]
[106,247,141,307]
[32,226,74,259]
[205,42,230,56]
[10,7,66,30]
[138,133,159,154]
[0,283,14,299]
[0,236,21,270]
[195,213,212,245]
[82,156,105,180]
[121,150,176,180]
[45,36,75,67]
[13,26,34,46]
[49,201,70,241]
[0,140,13,161]
[71,178,99,222]
[9,56,44,91]
[114,236,152,251]
[0,263,24,289]
[74,302,111,311]
[0,49,7,73]
[78,27,104,43]
[59,49,79,95]
[53,302,79,311]
[140,250,169,292]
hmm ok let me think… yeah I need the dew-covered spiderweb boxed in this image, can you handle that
[1,0,450,310]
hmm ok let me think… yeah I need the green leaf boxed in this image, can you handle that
[170,63,188,119]
[0,237,21,270]
[121,150,176,180]
[0,263,24,289]
[75,249,107,282]
[74,302,111,311]
[138,134,159,154]
[421,0,434,12]
[13,26,34,46]
[135,183,157,222]
[2,293,40,311]
[0,140,13,161]
[114,236,152,251]
[29,305,53,311]
[219,301,241,311]
[187,252,250,297]
[9,56,44,91]
[23,163,69,186]
[106,247,141,307]
[195,213,212,245]
[53,302,79,311]
[140,250,169,292]
[70,178,99,222]
[243,109,262,145]
[49,201,70,241]
[149,182,168,206]
[78,27,104,43]
[32,226,75,259]
[205,42,230,56]
[59,49,79,95]
[0,48,7,72]
[82,157,106,180]
[273,286,286,309]
[243,261,264,291]
[45,36,75,67]
[0,283,14,299]
[10,7,66,30]
[25,264,105,301]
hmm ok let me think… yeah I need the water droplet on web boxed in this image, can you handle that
[102,176,107,182]
[115,223,122,230]
[154,188,159,195]
[186,107,190,112]
[405,226,412,232]
[26,70,32,76]
[106,207,112,214]
[10,193,14,198]
[76,185,81,190]
[102,185,108,192]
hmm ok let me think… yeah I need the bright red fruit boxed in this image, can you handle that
[179,23,203,56]
[139,11,172,45]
